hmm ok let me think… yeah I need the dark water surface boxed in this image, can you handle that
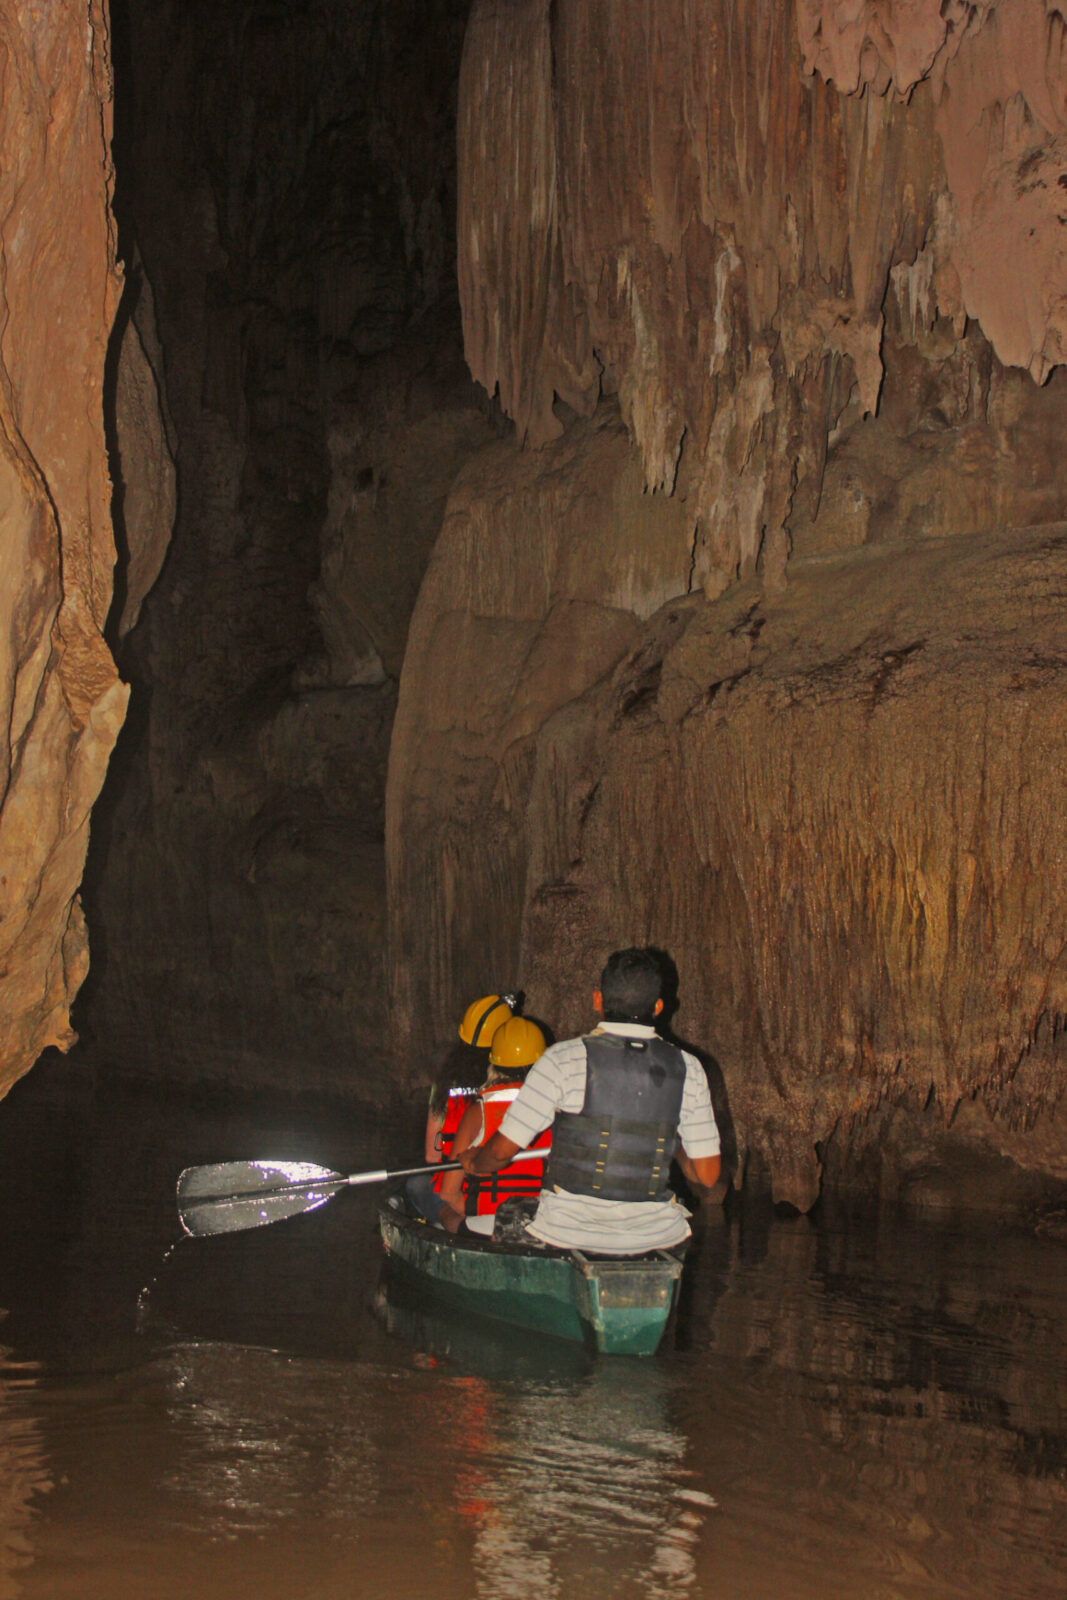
[0,1055,1064,1600]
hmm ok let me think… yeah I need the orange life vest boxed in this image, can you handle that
[463,1081,551,1217]
[430,1087,479,1192]
[437,1086,477,1158]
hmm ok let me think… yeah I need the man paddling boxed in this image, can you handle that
[458,948,721,1254]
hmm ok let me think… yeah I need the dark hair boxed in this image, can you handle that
[429,1040,490,1112]
[599,947,663,1024]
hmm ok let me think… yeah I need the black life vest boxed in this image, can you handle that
[543,1032,686,1202]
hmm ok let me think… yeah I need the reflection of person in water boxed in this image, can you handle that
[446,1359,715,1600]
[459,948,721,1254]
[0,1343,50,1596]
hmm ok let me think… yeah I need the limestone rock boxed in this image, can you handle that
[112,262,177,637]
[397,0,1067,1207]
[388,409,1067,1208]
[458,0,1067,594]
[386,404,694,1059]
[458,0,941,594]
[0,1,127,1098]
[311,339,497,689]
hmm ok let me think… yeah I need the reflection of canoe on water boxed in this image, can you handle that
[377,1189,684,1356]
[373,1267,595,1380]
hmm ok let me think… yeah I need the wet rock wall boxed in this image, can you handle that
[459,0,1067,593]
[387,420,1067,1209]
[0,3,127,1097]
[388,0,1067,1207]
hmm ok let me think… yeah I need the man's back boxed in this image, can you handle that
[498,1021,720,1254]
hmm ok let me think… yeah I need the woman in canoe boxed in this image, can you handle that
[437,1016,551,1236]
[404,993,516,1223]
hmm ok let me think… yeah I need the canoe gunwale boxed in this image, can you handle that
[376,1187,686,1268]
[377,1187,685,1355]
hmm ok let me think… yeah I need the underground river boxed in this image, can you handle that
[0,1052,1063,1600]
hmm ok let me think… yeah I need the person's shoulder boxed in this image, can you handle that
[533,1034,589,1069]
[677,1047,712,1094]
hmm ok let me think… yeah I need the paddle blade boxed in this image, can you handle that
[177,1160,345,1237]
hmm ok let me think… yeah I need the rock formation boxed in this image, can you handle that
[111,259,177,639]
[0,2,127,1098]
[388,0,1067,1208]
[3,0,1064,1219]
[457,0,1067,593]
[78,0,495,1088]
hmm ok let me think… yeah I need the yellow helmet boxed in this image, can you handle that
[489,1017,546,1070]
[458,993,515,1047]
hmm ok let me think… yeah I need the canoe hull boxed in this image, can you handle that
[378,1193,682,1356]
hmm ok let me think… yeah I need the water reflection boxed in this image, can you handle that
[678,1208,1067,1600]
[0,1060,1064,1599]
[159,1343,383,1535]
[0,1334,49,1600]
[375,1280,717,1599]
[144,1291,717,1600]
[445,1366,714,1600]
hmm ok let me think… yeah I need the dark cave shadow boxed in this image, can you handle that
[79,257,142,1048]
[80,0,179,1055]
[101,0,138,662]
[648,945,739,1187]
[524,1014,556,1049]
[72,632,155,1052]
[101,273,135,659]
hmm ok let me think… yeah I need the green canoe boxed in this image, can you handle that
[377,1190,684,1356]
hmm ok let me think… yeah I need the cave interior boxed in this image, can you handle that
[0,0,1064,1227]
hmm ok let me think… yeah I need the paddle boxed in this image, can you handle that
[177,1149,549,1238]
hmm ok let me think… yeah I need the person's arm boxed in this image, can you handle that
[424,1107,446,1165]
[460,1048,565,1185]
[459,1129,521,1177]
[675,1053,722,1196]
[439,1100,481,1233]
[676,1148,721,1191]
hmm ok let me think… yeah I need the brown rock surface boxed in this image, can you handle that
[389,428,1067,1206]
[387,404,693,1048]
[378,0,1067,1207]
[458,0,942,594]
[111,260,177,637]
[803,0,1067,382]
[0,1,127,1097]
[458,0,1067,590]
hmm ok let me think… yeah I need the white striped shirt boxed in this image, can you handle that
[498,1022,720,1253]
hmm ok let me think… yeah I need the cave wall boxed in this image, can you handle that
[81,0,495,1089]
[458,0,1067,593]
[111,257,177,641]
[0,2,128,1097]
[5,0,1063,1200]
[388,0,1067,1208]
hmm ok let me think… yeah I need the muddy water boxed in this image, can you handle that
[0,1056,1064,1600]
